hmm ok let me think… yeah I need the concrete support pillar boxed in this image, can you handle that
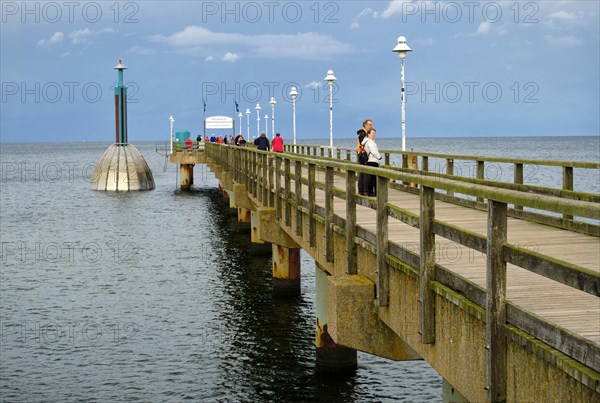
[272,245,300,296]
[180,164,193,190]
[442,379,468,403]
[250,210,270,254]
[238,207,251,229]
[315,265,357,372]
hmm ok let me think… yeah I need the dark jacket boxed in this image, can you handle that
[254,136,270,151]
[357,129,367,153]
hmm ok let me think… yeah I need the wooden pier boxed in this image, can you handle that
[172,142,599,402]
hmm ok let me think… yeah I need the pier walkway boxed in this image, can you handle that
[172,142,599,402]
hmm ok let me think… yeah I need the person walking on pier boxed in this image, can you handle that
[254,132,270,151]
[357,119,372,195]
[362,128,382,197]
[272,133,284,153]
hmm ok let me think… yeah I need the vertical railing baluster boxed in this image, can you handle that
[325,166,334,262]
[262,153,268,204]
[346,170,357,275]
[446,158,454,196]
[268,155,274,208]
[422,156,429,172]
[377,176,389,306]
[477,160,485,203]
[284,159,291,227]
[275,156,282,220]
[419,185,435,343]
[295,160,303,236]
[308,163,316,247]
[563,166,574,220]
[514,163,523,210]
[486,200,507,402]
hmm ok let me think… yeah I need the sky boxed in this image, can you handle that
[1,0,599,143]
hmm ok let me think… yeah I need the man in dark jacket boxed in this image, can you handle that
[254,132,270,151]
[357,119,372,195]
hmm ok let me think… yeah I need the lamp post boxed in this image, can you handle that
[245,108,250,139]
[169,115,174,154]
[269,97,277,139]
[392,36,412,152]
[255,102,261,139]
[289,87,298,151]
[324,69,337,157]
[238,112,243,136]
[264,114,269,138]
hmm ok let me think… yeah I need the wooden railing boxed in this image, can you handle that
[283,143,600,235]
[206,142,600,399]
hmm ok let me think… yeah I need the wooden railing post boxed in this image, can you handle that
[419,185,435,343]
[295,160,303,236]
[477,160,485,202]
[252,152,258,198]
[377,176,389,306]
[325,166,334,262]
[446,158,454,196]
[422,156,429,172]
[284,159,291,227]
[346,170,357,275]
[336,149,341,160]
[384,153,390,166]
[486,200,507,402]
[346,150,351,161]
[262,153,268,204]
[308,163,316,247]
[320,147,325,157]
[514,163,523,210]
[268,155,274,208]
[563,166,574,220]
[275,156,282,220]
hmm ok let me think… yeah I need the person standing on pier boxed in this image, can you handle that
[362,128,382,197]
[254,132,270,151]
[357,119,372,195]
[272,133,284,152]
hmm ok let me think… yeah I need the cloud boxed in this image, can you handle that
[205,56,215,62]
[129,45,155,56]
[222,52,240,62]
[38,32,64,46]
[304,81,321,89]
[149,26,352,60]
[69,28,93,44]
[68,27,117,44]
[476,22,491,35]
[545,35,584,47]
[351,7,374,28]
[547,10,577,21]
[374,0,434,19]
[60,51,71,58]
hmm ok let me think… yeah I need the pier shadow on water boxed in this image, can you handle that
[195,187,363,401]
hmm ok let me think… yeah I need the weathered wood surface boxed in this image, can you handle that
[289,169,600,346]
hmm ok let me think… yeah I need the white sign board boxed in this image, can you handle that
[205,116,234,129]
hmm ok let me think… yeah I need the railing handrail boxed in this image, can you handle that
[213,144,599,220]
[286,143,600,169]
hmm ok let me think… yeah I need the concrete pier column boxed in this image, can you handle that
[238,207,251,230]
[272,245,300,296]
[250,210,271,254]
[180,164,193,190]
[315,265,357,372]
